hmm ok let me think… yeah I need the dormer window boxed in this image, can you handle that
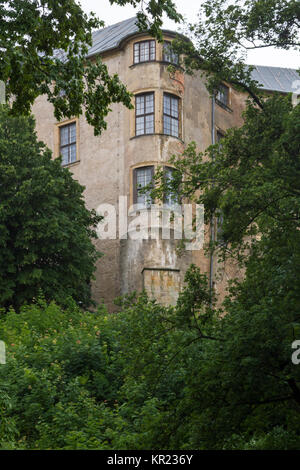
[163,41,179,65]
[134,40,156,64]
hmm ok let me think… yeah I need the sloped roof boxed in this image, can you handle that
[87,16,140,57]
[251,65,299,93]
[54,16,299,94]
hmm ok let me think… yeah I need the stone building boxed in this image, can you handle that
[32,17,299,310]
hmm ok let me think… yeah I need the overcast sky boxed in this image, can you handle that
[79,0,299,69]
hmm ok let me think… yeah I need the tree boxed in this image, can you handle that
[0,106,102,309]
[139,0,300,448]
[0,0,181,135]
[170,0,299,104]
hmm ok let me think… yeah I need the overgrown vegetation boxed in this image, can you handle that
[0,0,299,450]
[0,107,101,309]
[0,265,299,449]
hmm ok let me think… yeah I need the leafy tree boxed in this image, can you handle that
[137,0,300,449]
[0,107,101,309]
[170,0,299,105]
[0,0,181,135]
[0,298,121,449]
[0,273,299,449]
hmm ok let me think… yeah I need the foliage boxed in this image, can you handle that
[0,107,101,309]
[0,299,121,449]
[138,0,300,449]
[0,264,299,450]
[0,0,181,135]
[171,0,299,104]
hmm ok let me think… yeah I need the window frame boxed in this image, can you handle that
[163,41,179,65]
[163,166,180,207]
[59,121,77,166]
[133,165,155,207]
[135,92,155,136]
[133,40,156,64]
[163,93,180,138]
[216,130,225,143]
[216,83,230,108]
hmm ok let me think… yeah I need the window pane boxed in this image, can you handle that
[136,95,145,116]
[145,114,154,134]
[163,42,178,64]
[217,84,229,106]
[136,167,153,206]
[69,143,76,162]
[171,118,179,137]
[134,43,139,63]
[136,116,145,135]
[70,123,76,143]
[60,126,69,146]
[171,97,178,118]
[150,41,155,60]
[164,167,177,206]
[145,93,154,114]
[164,115,171,135]
[140,42,149,62]
[61,146,69,165]
[164,95,171,115]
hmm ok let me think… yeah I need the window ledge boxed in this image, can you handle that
[215,99,233,113]
[130,133,184,143]
[61,159,81,169]
[129,60,157,69]
[129,61,182,70]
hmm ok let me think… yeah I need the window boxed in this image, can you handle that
[135,93,155,136]
[216,84,229,107]
[59,122,76,165]
[216,130,224,143]
[133,166,154,207]
[163,167,179,207]
[216,212,226,245]
[163,93,179,137]
[134,40,156,64]
[163,41,179,65]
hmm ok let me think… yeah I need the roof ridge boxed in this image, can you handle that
[251,64,299,71]
[92,16,137,35]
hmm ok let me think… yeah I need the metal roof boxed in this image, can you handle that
[54,17,300,94]
[251,65,299,93]
[87,16,140,58]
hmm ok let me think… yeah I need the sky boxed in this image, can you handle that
[79,0,299,69]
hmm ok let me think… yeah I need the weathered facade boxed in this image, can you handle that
[32,17,299,310]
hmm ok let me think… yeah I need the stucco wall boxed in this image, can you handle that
[32,31,247,310]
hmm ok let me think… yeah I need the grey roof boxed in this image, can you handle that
[53,17,300,94]
[251,65,300,93]
[87,16,140,58]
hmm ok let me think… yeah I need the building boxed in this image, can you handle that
[32,17,299,310]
